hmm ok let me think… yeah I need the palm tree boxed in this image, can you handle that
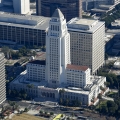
[23,93,27,100]
[66,99,69,107]
[60,98,63,105]
[59,89,65,97]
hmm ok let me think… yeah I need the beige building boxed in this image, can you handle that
[0,53,6,104]
[67,18,105,74]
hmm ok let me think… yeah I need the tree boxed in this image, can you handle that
[8,89,11,95]
[108,107,116,115]
[59,89,65,97]
[1,46,10,58]
[1,105,4,112]
[97,93,102,113]
[105,53,108,60]
[44,111,47,115]
[14,62,21,67]
[107,101,118,115]
[39,111,43,114]
[104,82,110,87]
[23,93,27,100]
[50,112,54,115]
[32,51,37,56]
[59,98,63,105]
[24,108,28,112]
[106,76,114,87]
[66,99,69,107]
[101,105,108,114]
[27,84,34,89]
[61,114,63,117]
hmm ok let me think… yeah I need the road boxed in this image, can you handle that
[106,29,120,35]
[102,96,114,101]
[4,99,116,120]
[110,89,118,93]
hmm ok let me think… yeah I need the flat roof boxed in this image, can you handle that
[67,17,105,33]
[75,19,96,26]
[10,70,47,86]
[0,12,50,30]
[67,64,88,71]
[28,60,46,65]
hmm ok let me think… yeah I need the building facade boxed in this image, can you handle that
[26,60,46,82]
[13,0,30,14]
[0,53,6,104]
[66,65,90,88]
[67,18,105,74]
[82,0,120,11]
[36,0,82,21]
[46,9,71,87]
[0,12,50,46]
[10,9,108,106]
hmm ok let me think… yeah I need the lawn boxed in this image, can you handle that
[11,114,45,120]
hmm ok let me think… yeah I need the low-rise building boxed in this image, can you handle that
[26,60,46,82]
[0,12,50,46]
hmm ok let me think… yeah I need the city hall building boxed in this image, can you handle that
[10,9,108,106]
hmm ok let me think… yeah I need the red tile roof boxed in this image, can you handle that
[67,64,89,71]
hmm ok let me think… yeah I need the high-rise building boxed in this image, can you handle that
[1,0,30,14]
[0,53,6,104]
[36,0,82,21]
[13,0,30,14]
[67,18,105,74]
[46,9,71,87]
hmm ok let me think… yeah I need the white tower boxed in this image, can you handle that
[13,0,30,14]
[46,9,71,88]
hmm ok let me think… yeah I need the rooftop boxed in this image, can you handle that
[75,19,96,26]
[10,70,47,87]
[52,9,64,18]
[0,12,50,30]
[67,64,88,71]
[67,17,105,33]
[28,60,46,65]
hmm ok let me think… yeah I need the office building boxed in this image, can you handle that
[1,0,30,14]
[0,12,50,46]
[0,53,6,104]
[10,9,108,106]
[26,60,46,82]
[36,0,82,21]
[82,0,120,14]
[67,18,105,74]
